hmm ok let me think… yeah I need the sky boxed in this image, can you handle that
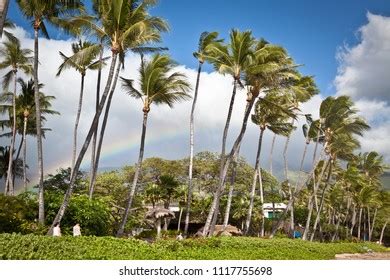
[1,0,390,190]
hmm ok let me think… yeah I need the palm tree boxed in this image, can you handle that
[16,0,83,224]
[184,31,222,236]
[0,146,23,188]
[309,96,369,241]
[15,79,58,191]
[117,53,191,236]
[204,40,299,236]
[0,39,33,195]
[49,0,168,233]
[56,40,105,171]
[244,92,294,235]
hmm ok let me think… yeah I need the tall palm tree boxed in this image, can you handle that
[309,96,369,241]
[14,78,58,191]
[0,39,32,195]
[0,146,23,188]
[16,0,83,224]
[184,31,222,236]
[56,40,106,171]
[117,54,191,236]
[204,40,299,236]
[244,92,294,235]
[49,0,168,233]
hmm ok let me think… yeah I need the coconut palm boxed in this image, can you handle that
[117,53,191,236]
[14,79,58,191]
[204,40,299,236]
[49,0,168,233]
[16,0,83,224]
[244,92,295,235]
[203,31,256,233]
[0,39,32,195]
[308,96,369,241]
[184,31,222,235]
[56,40,106,171]
[0,146,23,188]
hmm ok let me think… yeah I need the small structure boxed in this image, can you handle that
[262,203,287,219]
[196,224,242,237]
[145,208,175,239]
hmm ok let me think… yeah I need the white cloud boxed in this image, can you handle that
[335,13,390,163]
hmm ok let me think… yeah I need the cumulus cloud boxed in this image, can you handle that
[335,13,390,162]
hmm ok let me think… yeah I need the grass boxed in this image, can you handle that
[0,233,386,260]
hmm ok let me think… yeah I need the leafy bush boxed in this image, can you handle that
[0,234,386,260]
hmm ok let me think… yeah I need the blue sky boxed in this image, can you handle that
[8,0,390,95]
[3,1,390,187]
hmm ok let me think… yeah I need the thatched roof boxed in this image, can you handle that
[145,208,175,219]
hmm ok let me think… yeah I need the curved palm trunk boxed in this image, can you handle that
[269,134,276,175]
[357,207,363,240]
[222,149,239,229]
[33,26,45,224]
[5,70,17,195]
[204,98,256,236]
[203,79,239,236]
[71,74,85,172]
[244,128,264,235]
[88,54,120,200]
[310,159,332,242]
[302,157,330,240]
[369,208,377,241]
[283,120,295,237]
[184,62,202,236]
[117,110,149,237]
[350,204,357,236]
[0,0,9,38]
[379,221,388,244]
[48,54,119,235]
[88,42,104,199]
[23,116,27,191]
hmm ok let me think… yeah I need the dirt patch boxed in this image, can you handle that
[335,252,390,260]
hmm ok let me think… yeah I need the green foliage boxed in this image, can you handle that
[45,193,111,236]
[0,234,386,260]
[0,193,37,234]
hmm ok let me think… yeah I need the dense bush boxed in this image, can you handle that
[45,193,112,236]
[0,193,38,234]
[0,234,386,260]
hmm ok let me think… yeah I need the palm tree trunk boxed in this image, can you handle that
[23,116,27,192]
[48,53,119,235]
[258,163,265,236]
[88,41,104,199]
[379,221,388,244]
[184,62,202,236]
[5,70,17,195]
[71,74,85,172]
[206,79,239,233]
[33,25,44,225]
[269,144,328,238]
[177,207,183,232]
[283,120,295,237]
[0,0,9,38]
[332,211,342,242]
[269,133,276,175]
[204,97,256,236]
[222,149,239,229]
[369,208,377,241]
[117,110,149,237]
[357,207,362,240]
[350,204,357,236]
[310,159,332,242]
[304,158,330,240]
[88,55,121,200]
[244,128,264,235]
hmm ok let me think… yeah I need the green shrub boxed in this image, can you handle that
[0,234,386,260]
